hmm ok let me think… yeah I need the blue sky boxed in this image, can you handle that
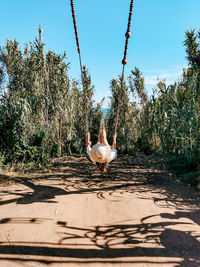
[0,0,200,107]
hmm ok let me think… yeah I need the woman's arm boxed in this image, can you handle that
[86,132,92,148]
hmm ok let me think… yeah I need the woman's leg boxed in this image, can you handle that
[98,125,109,145]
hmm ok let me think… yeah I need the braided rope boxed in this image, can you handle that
[70,0,134,139]
[70,0,80,53]
[70,0,89,134]
[113,0,134,137]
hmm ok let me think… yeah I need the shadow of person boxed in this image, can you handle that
[16,180,68,204]
[160,229,200,266]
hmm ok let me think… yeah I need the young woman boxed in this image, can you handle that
[86,125,117,174]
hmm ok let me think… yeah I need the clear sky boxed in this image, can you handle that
[0,0,200,107]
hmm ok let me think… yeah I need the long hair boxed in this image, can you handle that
[96,162,108,174]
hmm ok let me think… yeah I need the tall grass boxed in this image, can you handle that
[0,28,103,170]
[106,29,200,177]
[0,27,199,179]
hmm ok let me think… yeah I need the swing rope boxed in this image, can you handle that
[70,0,89,134]
[113,0,134,138]
[70,0,134,138]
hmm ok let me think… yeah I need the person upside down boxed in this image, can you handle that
[86,125,117,174]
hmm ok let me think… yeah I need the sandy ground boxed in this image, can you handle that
[0,154,200,267]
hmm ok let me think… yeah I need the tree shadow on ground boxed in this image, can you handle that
[0,216,200,266]
[1,155,200,209]
[1,155,200,265]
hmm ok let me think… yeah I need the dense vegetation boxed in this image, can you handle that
[106,29,200,185]
[0,28,199,183]
[0,28,103,171]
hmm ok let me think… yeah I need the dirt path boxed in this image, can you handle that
[0,155,200,267]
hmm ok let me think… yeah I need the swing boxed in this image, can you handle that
[70,0,134,172]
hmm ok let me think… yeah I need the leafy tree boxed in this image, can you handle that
[0,28,101,168]
[184,29,200,72]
